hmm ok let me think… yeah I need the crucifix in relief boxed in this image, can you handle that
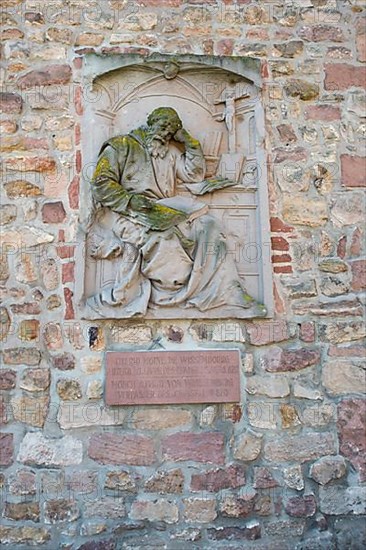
[214,88,250,154]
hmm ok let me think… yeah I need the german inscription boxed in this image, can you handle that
[105,350,241,405]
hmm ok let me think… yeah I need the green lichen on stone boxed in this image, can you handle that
[132,202,187,231]
[92,156,111,180]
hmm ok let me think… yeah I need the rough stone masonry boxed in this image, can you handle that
[0,0,365,549]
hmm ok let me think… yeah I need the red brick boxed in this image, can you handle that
[10,302,41,315]
[300,25,344,42]
[271,236,289,251]
[75,124,81,146]
[273,282,285,315]
[264,347,321,372]
[300,321,315,343]
[272,254,292,263]
[191,465,246,492]
[325,64,366,91]
[246,320,289,346]
[89,433,156,466]
[0,433,14,466]
[274,147,307,163]
[261,60,269,79]
[162,432,225,464]
[76,151,82,174]
[0,92,23,114]
[57,246,75,260]
[0,370,16,390]
[73,57,83,70]
[350,259,366,291]
[64,288,75,320]
[23,137,48,150]
[337,235,347,259]
[253,467,279,489]
[17,64,72,89]
[285,495,316,518]
[74,86,83,116]
[68,175,79,209]
[270,217,294,233]
[305,105,341,121]
[62,262,75,284]
[215,39,234,56]
[351,228,362,257]
[274,265,293,274]
[53,353,75,371]
[328,345,365,357]
[42,201,66,223]
[247,28,269,41]
[338,398,366,482]
[341,155,366,187]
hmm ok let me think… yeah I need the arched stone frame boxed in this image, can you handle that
[76,53,274,319]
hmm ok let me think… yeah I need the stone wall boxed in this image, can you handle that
[0,0,365,548]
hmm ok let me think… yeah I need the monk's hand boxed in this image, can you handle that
[174,128,201,149]
[129,194,154,212]
[173,128,190,143]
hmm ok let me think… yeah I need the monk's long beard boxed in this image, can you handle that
[147,137,169,159]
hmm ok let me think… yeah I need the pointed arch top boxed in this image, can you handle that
[83,53,263,90]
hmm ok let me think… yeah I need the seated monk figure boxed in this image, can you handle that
[86,107,265,318]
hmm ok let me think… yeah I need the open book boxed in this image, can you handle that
[157,196,209,223]
[128,196,208,231]
[184,153,246,195]
[184,176,238,196]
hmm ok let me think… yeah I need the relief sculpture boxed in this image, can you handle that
[80,56,272,319]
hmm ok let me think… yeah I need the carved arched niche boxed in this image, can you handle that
[77,54,273,319]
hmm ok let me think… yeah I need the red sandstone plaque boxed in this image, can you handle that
[105,350,241,405]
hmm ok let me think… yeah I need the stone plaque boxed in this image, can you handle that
[105,350,240,405]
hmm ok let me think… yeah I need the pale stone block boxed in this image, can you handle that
[322,361,366,395]
[18,433,83,467]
